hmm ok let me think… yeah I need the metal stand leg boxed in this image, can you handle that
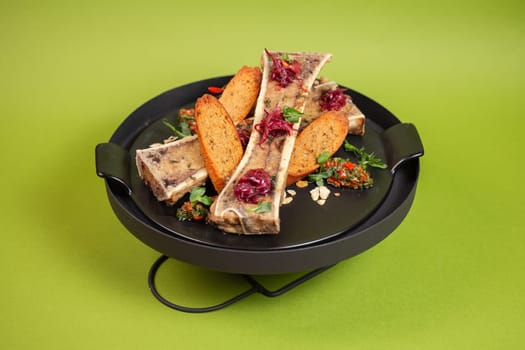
[148,255,335,313]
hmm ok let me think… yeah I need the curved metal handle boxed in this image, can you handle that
[148,255,335,313]
[95,143,133,195]
[381,123,424,174]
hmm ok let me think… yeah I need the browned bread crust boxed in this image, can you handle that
[219,66,262,125]
[195,94,244,193]
[287,111,349,185]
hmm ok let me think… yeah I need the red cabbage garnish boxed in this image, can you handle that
[234,169,272,204]
[253,108,294,145]
[265,49,301,88]
[319,87,347,111]
[236,127,250,149]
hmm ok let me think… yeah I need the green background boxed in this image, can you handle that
[2,0,524,348]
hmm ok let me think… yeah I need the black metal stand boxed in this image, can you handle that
[148,255,335,313]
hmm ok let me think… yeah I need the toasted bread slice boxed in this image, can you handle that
[219,66,262,125]
[287,110,349,185]
[195,94,244,193]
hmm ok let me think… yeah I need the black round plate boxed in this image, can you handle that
[125,77,397,250]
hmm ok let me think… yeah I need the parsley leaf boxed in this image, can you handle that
[163,119,192,138]
[307,151,334,186]
[317,151,331,164]
[308,168,333,187]
[360,152,387,169]
[248,201,272,213]
[282,106,304,123]
[344,140,387,169]
[189,187,213,206]
[343,140,360,154]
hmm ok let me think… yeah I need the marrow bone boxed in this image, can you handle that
[208,50,332,234]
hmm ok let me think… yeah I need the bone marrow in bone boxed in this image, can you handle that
[208,50,332,234]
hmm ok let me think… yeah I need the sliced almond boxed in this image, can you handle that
[296,180,309,188]
[310,187,320,201]
[282,196,293,205]
[319,185,331,200]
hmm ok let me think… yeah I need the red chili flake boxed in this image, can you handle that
[265,49,301,88]
[319,87,347,111]
[207,86,224,94]
[253,108,294,144]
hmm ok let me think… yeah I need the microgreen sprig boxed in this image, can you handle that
[282,106,306,123]
[163,119,192,138]
[344,140,387,169]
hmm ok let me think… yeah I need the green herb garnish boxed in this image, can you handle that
[163,119,192,138]
[316,151,331,164]
[307,151,334,186]
[282,106,305,123]
[282,53,293,64]
[176,187,213,222]
[248,201,272,214]
[308,170,329,187]
[344,140,387,169]
[189,186,213,206]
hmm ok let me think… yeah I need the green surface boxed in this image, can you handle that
[1,0,524,349]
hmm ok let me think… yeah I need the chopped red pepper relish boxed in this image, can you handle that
[323,158,373,189]
[176,201,208,221]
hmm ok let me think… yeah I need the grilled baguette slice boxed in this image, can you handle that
[287,110,349,185]
[219,66,262,125]
[195,94,244,193]
[135,136,207,205]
